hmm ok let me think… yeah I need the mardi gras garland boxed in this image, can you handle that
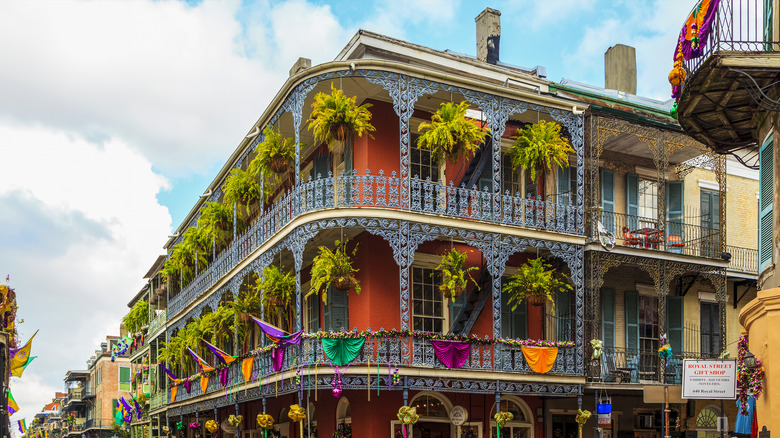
[737,334,764,415]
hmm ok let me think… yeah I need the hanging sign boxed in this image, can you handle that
[681,359,737,399]
[449,406,468,426]
[598,413,612,429]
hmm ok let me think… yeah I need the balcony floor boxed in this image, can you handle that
[678,51,780,152]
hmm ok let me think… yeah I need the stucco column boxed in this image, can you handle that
[739,288,780,430]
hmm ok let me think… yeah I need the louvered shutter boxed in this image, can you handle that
[601,288,615,348]
[626,173,639,229]
[759,136,774,270]
[625,291,639,351]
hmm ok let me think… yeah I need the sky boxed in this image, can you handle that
[0,0,696,430]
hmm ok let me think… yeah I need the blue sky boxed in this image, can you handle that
[0,0,695,430]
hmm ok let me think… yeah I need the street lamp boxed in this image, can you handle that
[743,351,758,370]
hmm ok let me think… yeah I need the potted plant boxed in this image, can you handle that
[254,127,296,175]
[435,249,479,301]
[507,120,574,181]
[308,240,361,302]
[256,265,296,328]
[222,168,262,223]
[122,300,149,335]
[307,83,375,154]
[197,202,234,254]
[502,257,572,307]
[416,101,485,165]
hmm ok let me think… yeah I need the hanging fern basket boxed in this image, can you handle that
[527,293,549,306]
[269,156,290,174]
[332,275,356,291]
[441,285,464,300]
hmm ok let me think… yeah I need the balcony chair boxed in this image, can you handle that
[668,235,685,253]
[622,227,642,247]
[601,350,632,383]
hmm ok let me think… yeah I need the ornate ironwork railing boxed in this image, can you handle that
[726,245,759,273]
[148,310,167,336]
[600,210,722,258]
[587,346,718,384]
[167,170,580,317]
[683,0,780,75]
[150,392,167,411]
[168,332,578,404]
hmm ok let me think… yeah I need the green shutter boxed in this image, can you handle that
[555,291,571,342]
[601,169,615,232]
[667,296,684,353]
[324,287,349,331]
[313,153,330,180]
[760,136,774,270]
[667,181,684,239]
[479,155,493,192]
[307,295,320,332]
[558,166,571,204]
[626,173,639,229]
[764,0,774,45]
[119,366,131,391]
[625,291,639,351]
[601,288,615,348]
[501,289,527,339]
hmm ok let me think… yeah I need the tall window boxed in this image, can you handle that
[502,154,521,196]
[412,267,445,332]
[701,302,720,357]
[501,279,528,339]
[639,295,659,374]
[701,189,721,258]
[410,134,440,182]
[638,179,658,220]
[557,165,576,204]
[118,366,131,392]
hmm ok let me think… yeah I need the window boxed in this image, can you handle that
[701,302,720,357]
[412,267,445,333]
[118,366,131,392]
[700,189,721,258]
[503,154,521,196]
[323,287,349,331]
[490,397,534,438]
[759,135,774,270]
[411,134,440,182]
[305,294,320,333]
[638,179,658,220]
[501,281,527,339]
[411,394,448,418]
[557,165,576,204]
[626,174,658,228]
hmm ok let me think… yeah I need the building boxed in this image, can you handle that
[670,0,780,431]
[134,7,760,438]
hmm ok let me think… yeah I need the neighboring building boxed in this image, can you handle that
[671,0,780,433]
[62,371,88,437]
[134,7,760,438]
[80,337,131,438]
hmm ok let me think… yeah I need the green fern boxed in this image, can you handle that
[308,83,375,148]
[198,202,234,253]
[222,168,262,222]
[308,240,361,303]
[256,265,296,326]
[508,120,574,180]
[435,249,479,301]
[122,300,149,334]
[417,101,485,165]
[502,257,572,310]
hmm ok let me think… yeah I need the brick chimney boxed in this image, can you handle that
[604,44,637,94]
[476,8,501,64]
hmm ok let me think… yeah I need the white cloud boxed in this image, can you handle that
[0,124,171,411]
[9,372,59,437]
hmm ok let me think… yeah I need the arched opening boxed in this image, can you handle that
[408,392,452,438]
[304,402,317,438]
[335,396,351,436]
[490,396,534,438]
[696,406,721,438]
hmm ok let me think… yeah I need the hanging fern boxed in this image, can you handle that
[508,120,574,180]
[502,257,572,310]
[254,127,297,175]
[417,101,485,165]
[222,168,262,222]
[307,83,375,148]
[308,240,361,303]
[435,249,479,301]
[198,202,234,253]
[122,300,149,334]
[256,265,296,326]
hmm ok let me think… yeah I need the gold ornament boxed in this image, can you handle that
[494,411,514,428]
[396,406,419,425]
[256,414,274,430]
[205,421,218,433]
[288,404,306,423]
[227,415,243,427]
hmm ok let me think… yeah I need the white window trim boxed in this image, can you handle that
[698,179,729,192]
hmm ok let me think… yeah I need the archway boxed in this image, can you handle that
[409,392,453,438]
[335,397,351,436]
[489,396,534,438]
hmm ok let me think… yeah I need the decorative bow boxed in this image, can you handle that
[494,411,513,428]
[205,420,218,433]
[288,404,306,423]
[162,426,171,435]
[576,409,591,427]
[175,422,185,431]
[227,415,243,428]
[189,422,200,430]
[397,406,419,425]
[658,344,673,366]
[256,414,274,430]
[590,339,603,360]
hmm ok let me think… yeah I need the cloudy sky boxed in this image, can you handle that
[0,0,695,429]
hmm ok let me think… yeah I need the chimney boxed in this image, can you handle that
[604,44,637,94]
[289,57,312,77]
[476,8,501,64]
